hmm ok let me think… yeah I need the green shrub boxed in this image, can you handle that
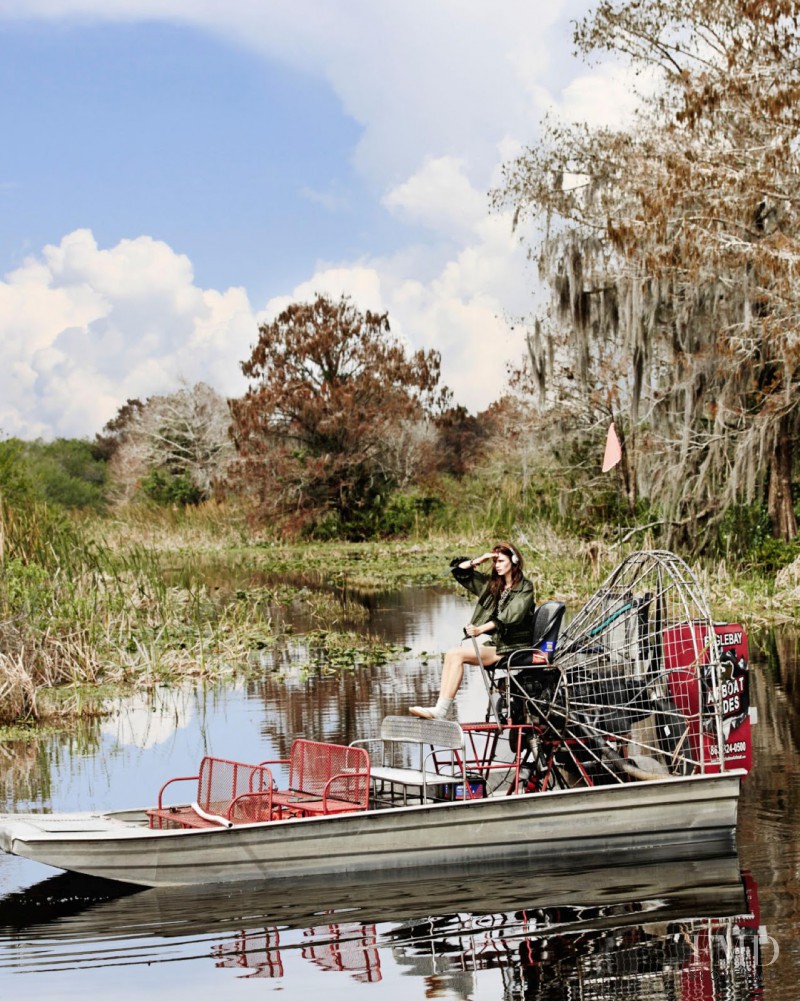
[0,439,35,507]
[749,536,800,575]
[1,558,54,617]
[140,469,204,507]
[380,493,445,536]
[0,437,107,511]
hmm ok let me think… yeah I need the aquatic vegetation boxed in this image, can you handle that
[0,503,445,723]
[288,630,406,679]
[2,488,797,729]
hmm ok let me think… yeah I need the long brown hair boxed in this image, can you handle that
[487,542,524,606]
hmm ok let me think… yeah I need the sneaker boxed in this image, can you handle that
[409,705,443,720]
[409,704,459,721]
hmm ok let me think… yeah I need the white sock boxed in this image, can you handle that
[435,697,454,719]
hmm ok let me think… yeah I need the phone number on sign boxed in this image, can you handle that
[708,740,748,757]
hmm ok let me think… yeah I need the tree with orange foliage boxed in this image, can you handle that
[229,294,449,538]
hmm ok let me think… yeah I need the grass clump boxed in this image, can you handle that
[0,497,270,722]
[2,473,799,729]
[0,494,445,724]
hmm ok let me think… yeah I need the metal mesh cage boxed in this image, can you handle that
[507,551,733,786]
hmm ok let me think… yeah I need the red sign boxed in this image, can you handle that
[663,622,752,775]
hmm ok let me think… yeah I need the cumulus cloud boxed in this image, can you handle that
[261,196,532,411]
[260,265,387,322]
[383,156,488,239]
[0,229,255,438]
[0,208,530,439]
[0,1,588,189]
[558,63,661,129]
[0,1,647,435]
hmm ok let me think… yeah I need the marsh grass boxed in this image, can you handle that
[93,500,250,552]
[2,489,796,727]
[0,499,415,724]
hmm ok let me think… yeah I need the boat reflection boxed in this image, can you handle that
[0,853,764,999]
[386,868,763,1000]
[211,923,383,982]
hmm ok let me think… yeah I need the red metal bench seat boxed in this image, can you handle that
[262,739,370,818]
[147,756,274,830]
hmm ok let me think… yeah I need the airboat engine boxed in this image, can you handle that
[503,551,753,788]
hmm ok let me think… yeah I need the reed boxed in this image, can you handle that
[0,499,233,720]
[0,497,410,724]
[2,486,793,727]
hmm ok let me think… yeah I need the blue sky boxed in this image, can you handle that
[2,20,381,298]
[0,1,635,439]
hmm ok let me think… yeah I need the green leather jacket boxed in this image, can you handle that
[451,562,536,654]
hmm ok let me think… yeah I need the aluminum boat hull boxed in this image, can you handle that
[0,770,743,888]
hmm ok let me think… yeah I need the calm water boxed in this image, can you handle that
[0,585,797,1000]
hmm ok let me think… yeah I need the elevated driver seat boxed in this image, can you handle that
[481,601,567,727]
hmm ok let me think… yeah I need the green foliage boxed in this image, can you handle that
[715,503,800,572]
[140,468,204,507]
[302,510,343,542]
[0,481,90,573]
[1,559,54,617]
[717,504,772,561]
[559,475,658,545]
[750,536,800,575]
[377,492,445,537]
[29,438,106,509]
[303,490,445,541]
[0,438,35,507]
[0,437,106,511]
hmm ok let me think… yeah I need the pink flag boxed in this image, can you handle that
[602,422,622,472]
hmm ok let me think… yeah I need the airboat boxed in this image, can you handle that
[0,550,753,888]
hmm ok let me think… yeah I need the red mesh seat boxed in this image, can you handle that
[147,756,274,829]
[302,924,381,982]
[265,740,370,818]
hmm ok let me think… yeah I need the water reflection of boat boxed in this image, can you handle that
[0,854,761,1000]
[387,871,764,1001]
[0,551,754,888]
[0,853,745,942]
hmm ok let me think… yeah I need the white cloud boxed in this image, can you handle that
[0,1,586,190]
[0,1,643,435]
[0,198,532,439]
[383,156,487,239]
[261,198,533,411]
[259,265,387,325]
[0,229,255,438]
[558,63,659,128]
